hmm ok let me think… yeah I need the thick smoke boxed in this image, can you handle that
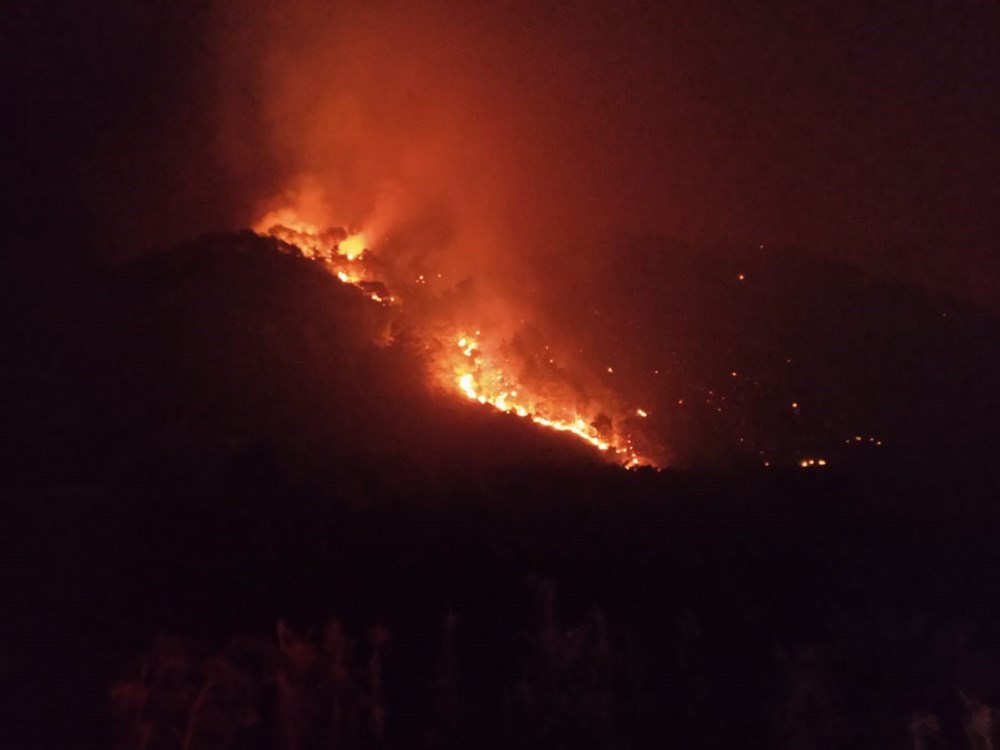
[211,0,643,304]
[209,1,822,309]
[206,0,697,459]
[9,0,999,307]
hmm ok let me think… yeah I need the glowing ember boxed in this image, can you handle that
[799,458,828,468]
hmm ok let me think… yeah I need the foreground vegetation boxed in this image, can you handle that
[6,457,998,749]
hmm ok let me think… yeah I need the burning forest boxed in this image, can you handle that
[5,1,1000,748]
[253,201,656,468]
[5,0,989,474]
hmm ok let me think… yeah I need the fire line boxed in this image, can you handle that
[253,215,652,468]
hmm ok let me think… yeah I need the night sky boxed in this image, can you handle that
[5,0,1000,307]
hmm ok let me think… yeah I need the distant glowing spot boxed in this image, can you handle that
[677,399,684,405]
[738,273,746,281]
[791,402,799,409]
[731,371,738,377]
[817,459,827,466]
[637,408,648,418]
[607,367,614,374]
[336,271,349,283]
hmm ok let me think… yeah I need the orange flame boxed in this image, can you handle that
[338,232,367,260]
[444,332,647,464]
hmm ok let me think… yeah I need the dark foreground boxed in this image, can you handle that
[4,234,1000,748]
[5,459,1000,750]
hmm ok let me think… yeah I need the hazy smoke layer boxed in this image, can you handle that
[7,1,999,307]
[211,0,685,299]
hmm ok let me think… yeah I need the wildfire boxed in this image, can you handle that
[446,333,645,464]
[255,215,653,468]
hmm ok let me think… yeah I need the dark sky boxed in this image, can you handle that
[4,0,999,307]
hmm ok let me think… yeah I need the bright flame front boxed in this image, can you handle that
[254,214,653,468]
[446,333,646,464]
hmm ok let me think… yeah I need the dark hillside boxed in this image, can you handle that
[2,233,1000,749]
